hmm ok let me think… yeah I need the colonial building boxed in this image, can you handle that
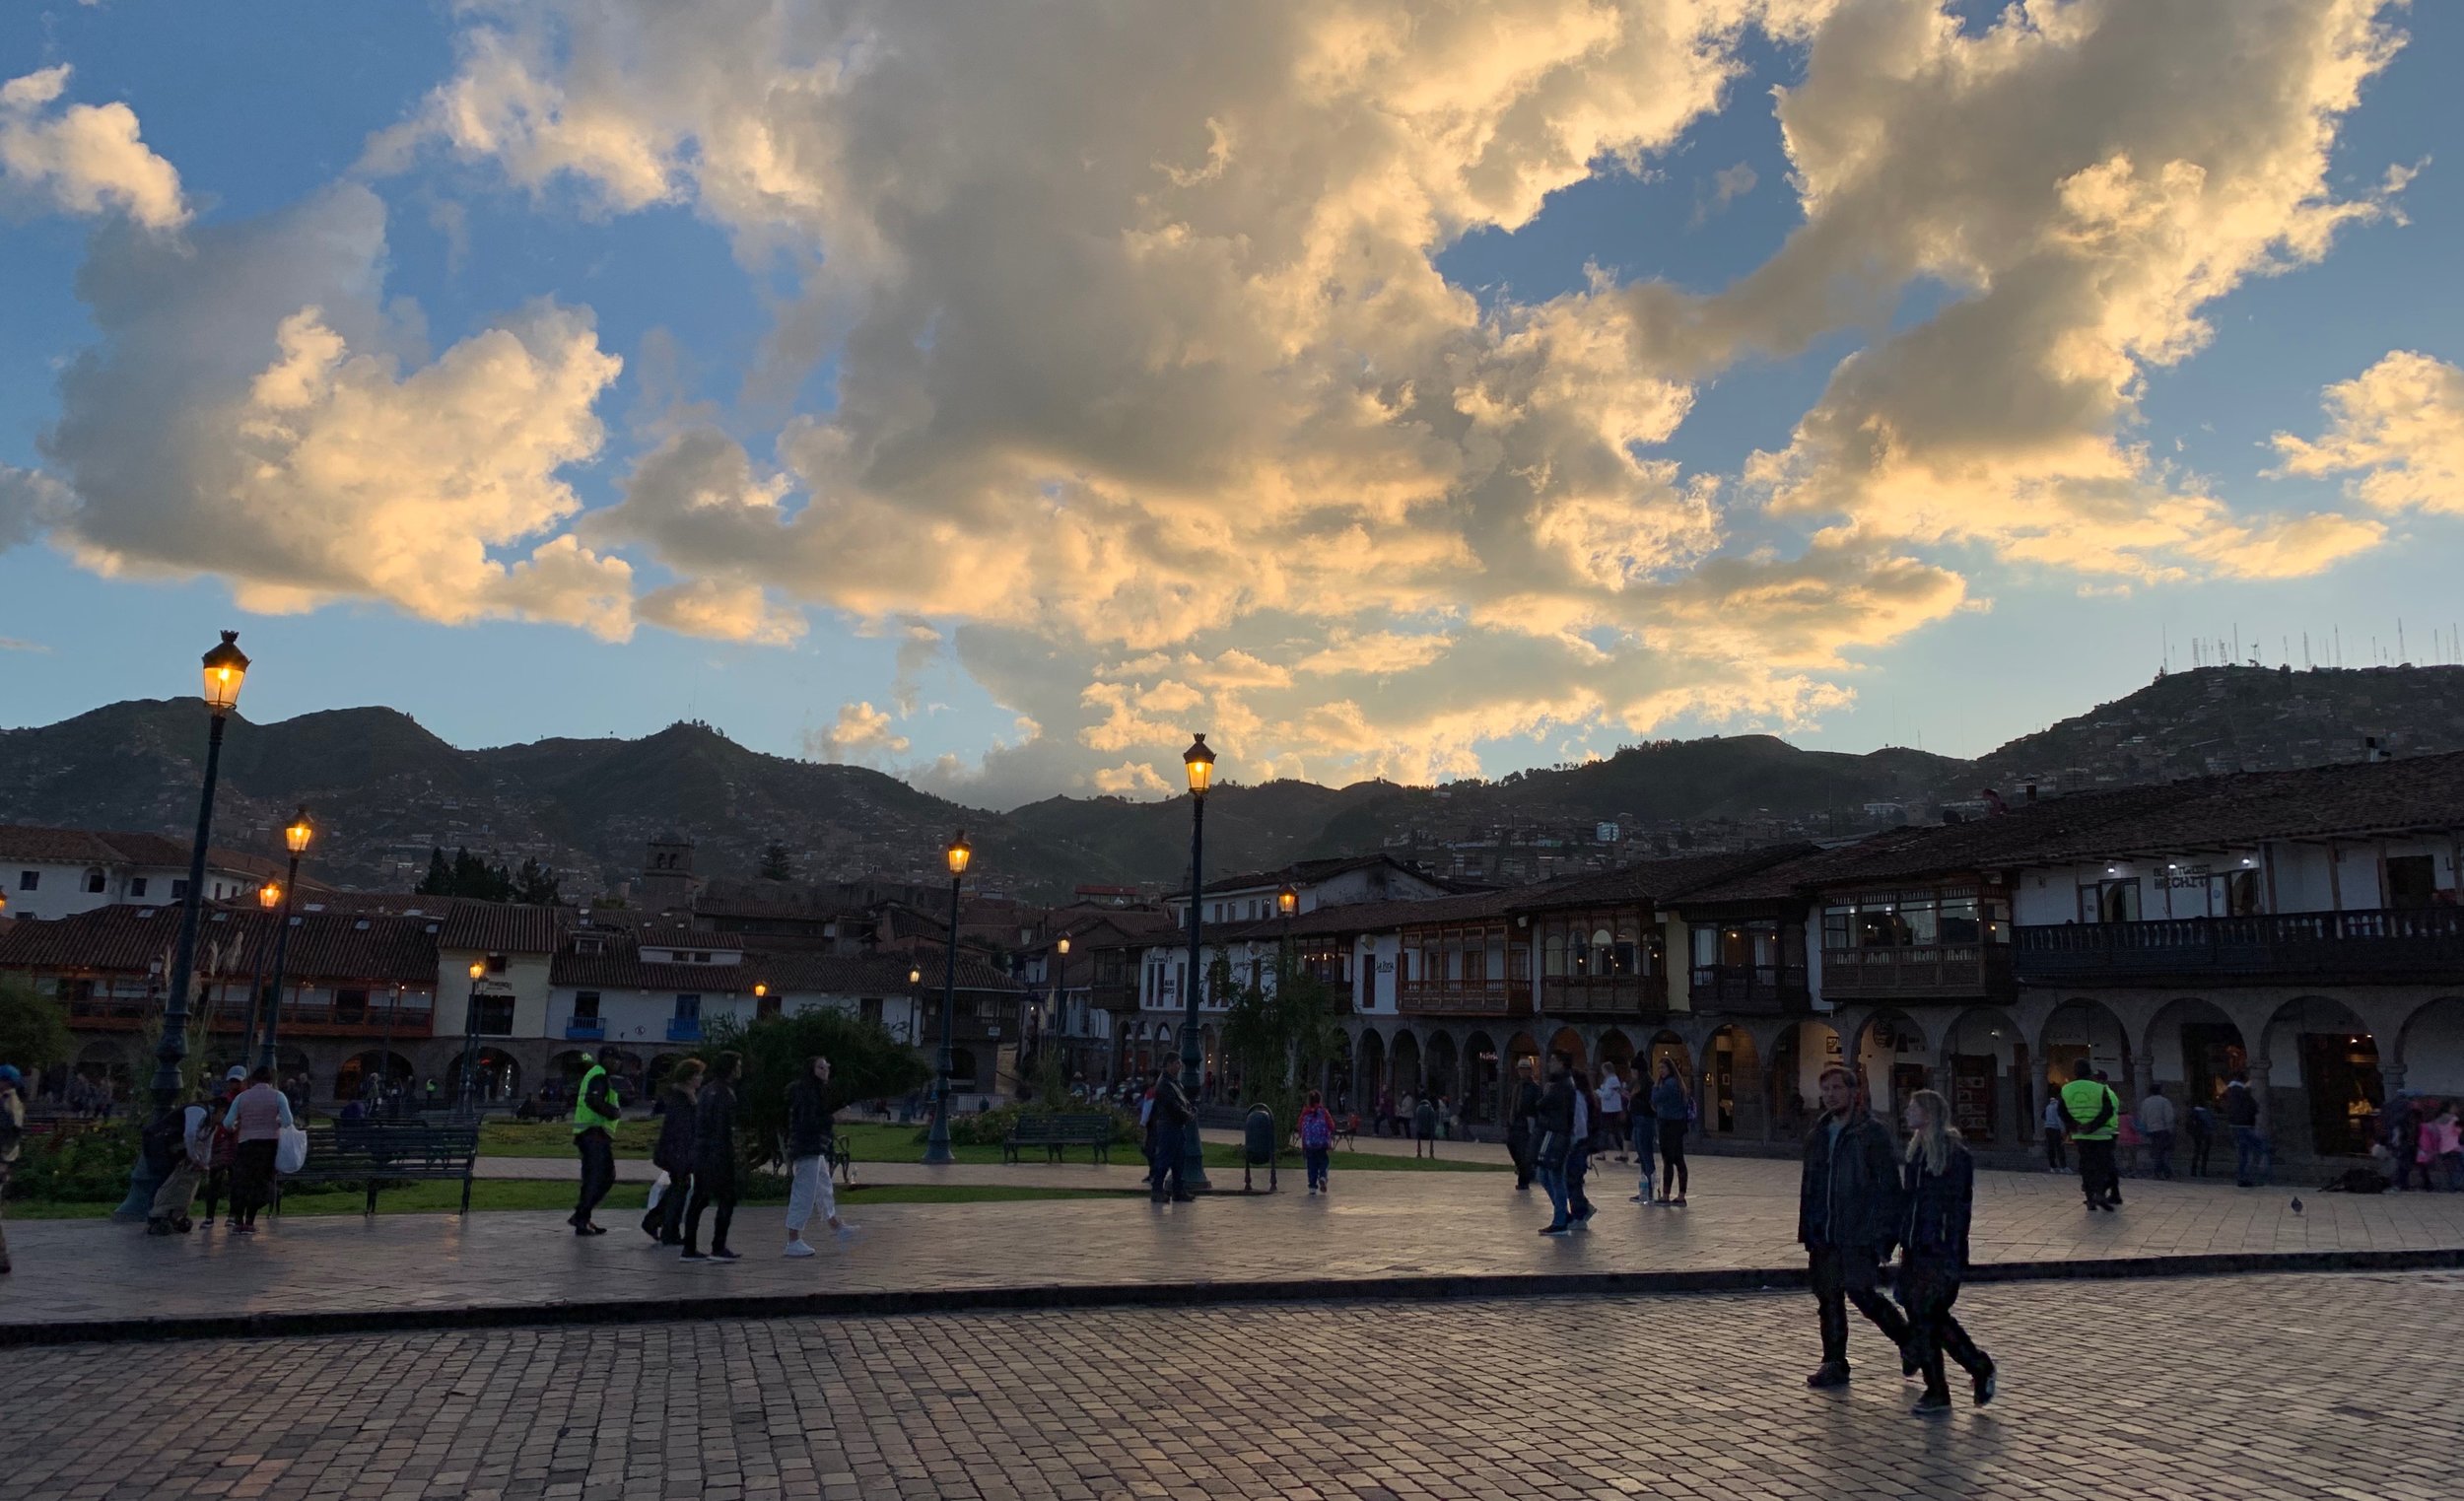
[0,825,290,921]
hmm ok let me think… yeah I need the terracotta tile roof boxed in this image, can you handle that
[1198,853,1436,897]
[1504,847,1817,912]
[0,824,291,880]
[0,903,438,986]
[547,929,1024,995]
[439,902,569,954]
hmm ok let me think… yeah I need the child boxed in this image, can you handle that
[1298,1090,1335,1194]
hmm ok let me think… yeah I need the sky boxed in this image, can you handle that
[2,0,2460,809]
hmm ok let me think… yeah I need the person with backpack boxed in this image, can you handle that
[569,1052,622,1237]
[1799,1064,1911,1388]
[221,1066,293,1233]
[1896,1088,1996,1414]
[1651,1058,1692,1207]
[643,1058,704,1244]
[682,1051,743,1262]
[784,1055,855,1256]
[2058,1059,2122,1211]
[1147,1064,1194,1203]
[0,1063,23,1274]
[1298,1090,1335,1194]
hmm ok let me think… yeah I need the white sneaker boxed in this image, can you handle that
[834,1223,860,1239]
[785,1241,816,1259]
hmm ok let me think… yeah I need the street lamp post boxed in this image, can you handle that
[460,960,484,1117]
[923,831,972,1164]
[1178,732,1215,1191]
[117,630,249,1218]
[237,880,280,1066]
[1046,934,1070,1081]
[256,808,312,1080]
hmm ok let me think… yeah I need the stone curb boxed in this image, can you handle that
[6,1245,2457,1350]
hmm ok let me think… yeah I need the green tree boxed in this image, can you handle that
[758,841,796,881]
[511,857,562,907]
[0,977,74,1075]
[416,847,453,896]
[702,1008,929,1175]
[1219,946,1347,1151]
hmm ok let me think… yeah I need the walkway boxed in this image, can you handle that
[7,1156,2459,1343]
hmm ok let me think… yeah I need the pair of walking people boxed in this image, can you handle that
[638,1053,853,1259]
[1799,1064,1997,1415]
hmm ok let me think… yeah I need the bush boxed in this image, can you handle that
[8,1124,138,1201]
[0,979,74,1075]
[703,1008,930,1172]
[912,1102,1141,1148]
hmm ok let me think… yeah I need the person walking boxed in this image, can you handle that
[2186,1097,2216,1178]
[1376,1087,1396,1138]
[198,1066,245,1227]
[1798,1064,1911,1387]
[2041,1093,2067,1173]
[784,1056,855,1256]
[0,1063,23,1274]
[2223,1073,2267,1187]
[144,1084,219,1235]
[1627,1084,1658,1205]
[2059,1059,2122,1210]
[1508,1058,1541,1192]
[1298,1090,1335,1194]
[2138,1083,2178,1181]
[1534,1051,1577,1235]
[221,1066,293,1234]
[1896,1088,1996,1414]
[1565,1067,1599,1227]
[643,1058,704,1244]
[1412,1092,1438,1159]
[1651,1058,1691,1207]
[568,1051,622,1237]
[1599,1064,1629,1165]
[1147,1064,1194,1203]
[682,1051,743,1262]
[2421,1101,2463,1193]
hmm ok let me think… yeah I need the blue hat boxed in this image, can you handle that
[0,1064,21,1085]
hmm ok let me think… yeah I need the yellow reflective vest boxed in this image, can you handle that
[2060,1078,2119,1141]
[572,1062,621,1134]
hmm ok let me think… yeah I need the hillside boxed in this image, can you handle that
[2,664,2453,901]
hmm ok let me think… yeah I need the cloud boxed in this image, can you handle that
[805,700,911,765]
[2272,351,2464,516]
[0,64,187,229]
[34,184,635,637]
[1691,160,1758,225]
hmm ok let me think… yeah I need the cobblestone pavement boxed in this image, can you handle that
[9,1269,2448,1501]
[7,1156,2459,1333]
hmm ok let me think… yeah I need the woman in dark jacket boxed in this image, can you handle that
[1650,1058,1692,1206]
[683,1053,741,1262]
[1897,1088,1996,1413]
[643,1058,704,1245]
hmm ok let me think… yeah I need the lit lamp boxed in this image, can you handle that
[924,830,973,1164]
[753,980,772,1019]
[461,959,485,1113]
[121,630,249,1219]
[1175,732,1215,1191]
[257,807,312,1076]
[236,880,281,1064]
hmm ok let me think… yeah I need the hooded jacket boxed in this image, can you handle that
[1798,1108,1902,1254]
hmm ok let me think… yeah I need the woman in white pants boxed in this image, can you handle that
[784,1056,855,1257]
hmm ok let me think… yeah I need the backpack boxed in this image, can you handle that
[1300,1108,1332,1149]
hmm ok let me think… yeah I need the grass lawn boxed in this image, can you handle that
[7,1180,1130,1219]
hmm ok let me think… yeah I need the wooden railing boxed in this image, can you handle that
[1819,944,2014,1000]
[2014,908,2464,984]
[1538,972,1670,1018]
[1687,965,1812,1013]
[1396,979,1529,1016]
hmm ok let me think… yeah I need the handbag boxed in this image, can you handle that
[275,1124,310,1175]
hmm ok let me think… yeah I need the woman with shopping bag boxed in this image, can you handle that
[642,1059,705,1245]
[221,1066,293,1233]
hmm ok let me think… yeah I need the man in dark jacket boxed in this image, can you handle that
[1508,1058,1541,1191]
[1148,1064,1194,1202]
[1533,1052,1578,1234]
[642,1059,703,1244]
[1798,1064,1911,1387]
[682,1053,741,1261]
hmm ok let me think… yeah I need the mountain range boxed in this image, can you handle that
[4,663,2460,902]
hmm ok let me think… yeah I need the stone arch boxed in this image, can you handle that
[1355,1028,1386,1109]
[73,1039,135,1101]
[2397,996,2464,1097]
[2140,997,2248,1112]
[1703,1024,1762,1136]
[2039,997,2134,1101]
[1643,1029,1691,1099]
[1326,1028,1355,1110]
[1595,1028,1637,1090]
[450,1047,521,1106]
[2261,994,2382,1158]
[1938,1006,2025,1143]
[1391,1030,1423,1099]
[337,1049,416,1104]
[1463,1030,1500,1124]
[1769,1019,1842,1135]
[1546,1025,1587,1070]
[1852,1008,1932,1125]
[1424,1030,1460,1106]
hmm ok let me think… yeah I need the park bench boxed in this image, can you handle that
[999,1112,1115,1165]
[276,1121,482,1215]
[1335,1114,1360,1150]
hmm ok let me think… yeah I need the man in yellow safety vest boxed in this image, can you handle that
[2058,1059,2123,1212]
[569,1054,622,1236]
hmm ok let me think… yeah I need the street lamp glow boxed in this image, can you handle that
[258,881,281,910]
[1056,934,1070,956]
[945,830,973,875]
[200,630,249,716]
[1278,885,1298,918]
[753,982,768,999]
[468,961,484,982]
[284,807,312,854]
[909,965,923,986]
[1183,733,1215,796]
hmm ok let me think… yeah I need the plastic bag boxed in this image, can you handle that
[275,1124,309,1175]
[646,1168,671,1211]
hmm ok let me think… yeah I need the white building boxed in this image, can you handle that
[0,825,284,922]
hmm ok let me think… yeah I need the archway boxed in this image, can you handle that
[1854,1009,1930,1125]
[1424,1031,1460,1109]
[1705,1025,1761,1136]
[336,1049,416,1106]
[1198,1025,1219,1101]
[950,1046,982,1092]
[450,1048,520,1106]
[2398,997,2464,1097]
[2142,997,2246,1112]
[72,1041,134,1104]
[1355,1028,1386,1114]
[1546,1026,1587,1070]
[1595,1029,1637,1094]
[1392,1031,1423,1100]
[1644,1030,1690,1103]
[1939,1008,2022,1143]
[1769,1020,1841,1135]
[2263,996,2381,1157]
[598,1046,646,1102]
[1463,1030,1499,1124]
[648,1053,689,1095]
[2040,998,2133,1107]
[1327,1029,1354,1112]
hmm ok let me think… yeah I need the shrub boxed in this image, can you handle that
[8,1124,138,1201]
[912,1102,1141,1148]
[703,1008,930,1172]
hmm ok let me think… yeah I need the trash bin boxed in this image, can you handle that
[1242,1103,1279,1193]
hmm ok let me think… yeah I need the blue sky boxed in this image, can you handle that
[2,1,2458,804]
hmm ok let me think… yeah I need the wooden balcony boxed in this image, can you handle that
[66,996,435,1037]
[2015,908,2464,987]
[1819,944,2015,1001]
[1688,965,1814,1014]
[1538,973,1669,1020]
[1396,979,1529,1017]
